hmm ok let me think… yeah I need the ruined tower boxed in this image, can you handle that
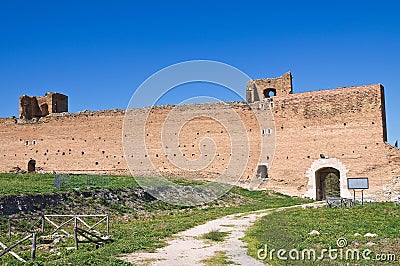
[19,92,68,119]
[246,72,293,102]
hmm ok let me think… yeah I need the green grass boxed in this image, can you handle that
[201,251,237,265]
[46,188,306,265]
[0,174,310,265]
[0,173,139,196]
[201,229,229,242]
[244,203,400,265]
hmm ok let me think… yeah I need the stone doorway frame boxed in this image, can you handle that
[303,158,351,200]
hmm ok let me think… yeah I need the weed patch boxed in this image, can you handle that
[201,229,229,242]
[201,251,237,265]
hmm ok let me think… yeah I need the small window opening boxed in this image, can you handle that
[261,129,273,135]
[263,88,276,98]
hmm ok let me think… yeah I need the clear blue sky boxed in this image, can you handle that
[1,0,399,143]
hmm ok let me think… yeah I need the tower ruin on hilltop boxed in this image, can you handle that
[19,92,68,119]
[246,72,293,102]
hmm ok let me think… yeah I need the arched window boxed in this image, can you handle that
[28,159,36,173]
[263,88,276,98]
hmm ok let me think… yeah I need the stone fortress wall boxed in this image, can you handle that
[1,73,399,200]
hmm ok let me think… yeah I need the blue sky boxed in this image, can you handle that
[0,0,399,143]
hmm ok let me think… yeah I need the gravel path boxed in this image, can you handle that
[121,203,319,266]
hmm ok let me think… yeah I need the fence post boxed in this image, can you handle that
[106,215,109,235]
[41,215,45,233]
[31,233,36,261]
[74,228,79,250]
[74,215,79,250]
[8,218,11,238]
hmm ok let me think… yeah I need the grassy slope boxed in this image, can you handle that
[0,174,310,265]
[244,203,400,265]
[0,173,138,195]
[45,189,306,265]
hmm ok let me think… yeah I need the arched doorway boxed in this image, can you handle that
[315,167,340,200]
[304,158,351,200]
[28,159,36,173]
[256,164,268,179]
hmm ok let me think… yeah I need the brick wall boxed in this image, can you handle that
[1,84,399,200]
[264,84,400,199]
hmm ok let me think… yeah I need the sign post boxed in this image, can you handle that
[347,178,369,205]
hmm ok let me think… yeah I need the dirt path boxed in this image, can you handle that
[121,203,320,266]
